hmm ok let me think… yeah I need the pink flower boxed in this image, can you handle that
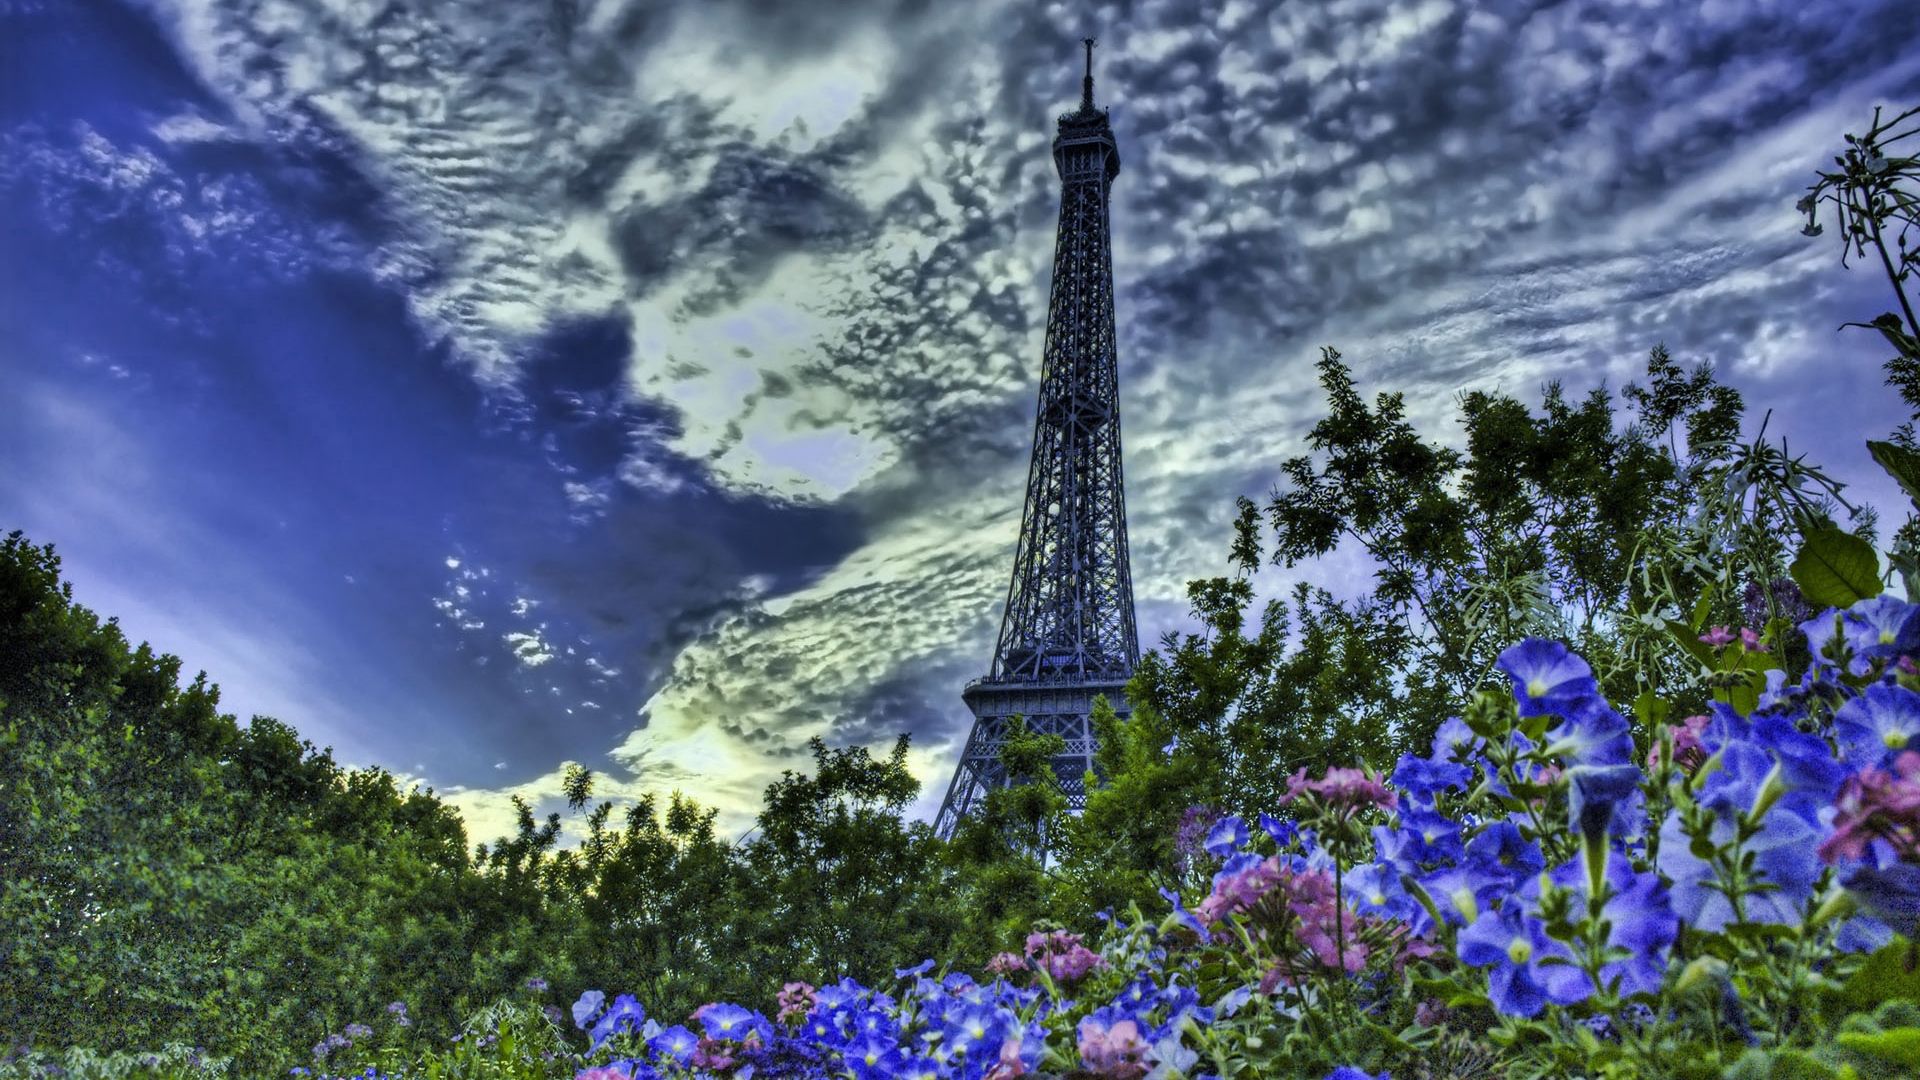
[1077,1017,1150,1079]
[1194,855,1284,925]
[690,1036,736,1072]
[1699,626,1735,648]
[1648,714,1711,773]
[984,1034,1031,1079]
[1278,766,1398,814]
[1024,930,1105,983]
[575,1068,631,1080]
[1740,627,1768,653]
[985,951,1027,977]
[775,981,815,1025]
[1820,751,1920,864]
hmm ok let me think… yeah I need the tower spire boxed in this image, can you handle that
[1081,37,1096,111]
[936,42,1136,843]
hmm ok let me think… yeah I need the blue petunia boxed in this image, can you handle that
[1205,814,1249,857]
[1497,639,1601,717]
[1544,698,1634,767]
[647,1025,698,1065]
[1843,595,1920,663]
[1457,900,1588,1017]
[572,989,607,1030]
[697,1002,759,1042]
[1258,812,1296,847]
[1842,862,1920,939]
[1344,861,1419,923]
[1835,683,1920,768]
[1542,851,1677,998]
[1462,819,1545,890]
[1567,763,1642,852]
[1658,782,1823,931]
[588,994,645,1053]
[1391,753,1474,800]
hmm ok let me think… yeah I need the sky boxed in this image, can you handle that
[3,0,1918,847]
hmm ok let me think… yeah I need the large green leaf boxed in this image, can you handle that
[1792,527,1884,608]
[1868,439,1920,512]
[1837,1028,1920,1068]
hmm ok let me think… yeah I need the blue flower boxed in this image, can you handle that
[648,1025,698,1064]
[842,1033,906,1079]
[1835,683,1920,768]
[1429,716,1483,762]
[572,990,607,1030]
[697,1002,759,1041]
[588,993,645,1053]
[1497,639,1600,717]
[1457,900,1587,1017]
[1345,861,1419,922]
[1545,699,1634,767]
[1205,815,1249,857]
[1324,1070,1388,1080]
[1843,595,1920,663]
[1842,862,1920,939]
[894,958,935,980]
[1462,819,1545,890]
[1391,753,1473,800]
[1258,812,1296,847]
[1750,710,1848,801]
[1541,851,1677,999]
[1567,763,1642,852]
[1658,746,1823,930]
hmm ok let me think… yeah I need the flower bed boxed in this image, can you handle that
[273,594,1920,1080]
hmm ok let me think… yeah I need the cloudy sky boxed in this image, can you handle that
[4,0,1917,845]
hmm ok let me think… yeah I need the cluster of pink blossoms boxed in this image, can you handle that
[1819,750,1920,863]
[1647,714,1712,774]
[1193,856,1371,982]
[984,950,1027,977]
[1024,929,1105,983]
[1278,766,1398,815]
[1076,1016,1151,1080]
[775,981,815,1025]
[1699,625,1766,652]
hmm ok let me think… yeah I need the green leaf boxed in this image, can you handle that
[1837,1027,1920,1067]
[1829,936,1920,1014]
[1869,439,1920,513]
[1792,527,1884,608]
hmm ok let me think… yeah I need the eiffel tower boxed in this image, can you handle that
[935,39,1139,839]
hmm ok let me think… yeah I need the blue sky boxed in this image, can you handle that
[4,0,1918,844]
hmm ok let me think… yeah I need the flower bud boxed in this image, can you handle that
[1674,955,1727,995]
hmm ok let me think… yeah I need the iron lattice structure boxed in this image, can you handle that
[935,40,1139,840]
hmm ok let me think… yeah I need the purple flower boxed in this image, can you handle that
[1497,639,1600,717]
